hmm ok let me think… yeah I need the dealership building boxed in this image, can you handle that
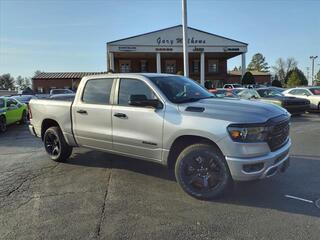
[33,25,273,92]
[107,25,247,87]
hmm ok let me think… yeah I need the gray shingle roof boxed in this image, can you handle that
[32,72,108,80]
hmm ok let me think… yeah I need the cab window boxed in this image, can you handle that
[82,78,114,104]
[118,78,157,106]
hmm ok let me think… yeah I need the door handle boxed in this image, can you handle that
[113,113,127,119]
[77,109,87,114]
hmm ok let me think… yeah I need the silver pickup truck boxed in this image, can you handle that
[29,73,291,199]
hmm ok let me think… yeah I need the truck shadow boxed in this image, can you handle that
[66,150,320,218]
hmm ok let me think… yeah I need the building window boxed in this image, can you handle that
[165,60,176,74]
[119,60,131,73]
[140,60,148,72]
[208,59,218,73]
[192,60,200,73]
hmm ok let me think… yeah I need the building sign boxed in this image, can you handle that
[156,37,206,45]
[192,47,204,52]
[155,47,173,51]
[223,47,240,52]
[118,46,136,52]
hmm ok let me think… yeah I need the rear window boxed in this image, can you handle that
[82,79,113,104]
[310,88,320,95]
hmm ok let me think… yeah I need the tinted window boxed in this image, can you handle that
[118,79,156,106]
[82,79,113,104]
[289,89,298,95]
[0,99,4,108]
[7,98,18,107]
[295,89,310,96]
[257,89,283,97]
[310,88,320,95]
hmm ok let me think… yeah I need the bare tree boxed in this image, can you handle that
[0,74,15,89]
[272,58,298,84]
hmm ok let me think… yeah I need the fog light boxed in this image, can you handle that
[243,163,264,173]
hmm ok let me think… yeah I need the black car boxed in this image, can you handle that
[238,88,310,114]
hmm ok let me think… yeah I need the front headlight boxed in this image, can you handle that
[227,124,272,142]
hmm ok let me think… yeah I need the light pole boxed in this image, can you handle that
[310,56,318,86]
[182,0,189,77]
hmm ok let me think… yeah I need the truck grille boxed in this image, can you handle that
[267,116,290,152]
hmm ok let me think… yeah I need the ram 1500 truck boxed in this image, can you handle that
[29,73,291,199]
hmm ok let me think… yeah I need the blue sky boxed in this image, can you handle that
[0,0,319,78]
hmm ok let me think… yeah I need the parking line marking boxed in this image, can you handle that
[285,195,314,204]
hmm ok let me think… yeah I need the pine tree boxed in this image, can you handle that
[287,71,301,87]
[247,53,270,72]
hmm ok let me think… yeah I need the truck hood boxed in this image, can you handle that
[178,97,289,123]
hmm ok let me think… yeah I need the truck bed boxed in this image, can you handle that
[29,99,73,140]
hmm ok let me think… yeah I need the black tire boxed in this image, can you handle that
[44,126,72,162]
[0,116,6,133]
[175,143,232,200]
[19,110,27,125]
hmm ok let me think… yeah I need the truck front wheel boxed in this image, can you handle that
[175,143,232,199]
[44,126,72,162]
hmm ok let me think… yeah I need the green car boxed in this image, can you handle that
[0,97,28,133]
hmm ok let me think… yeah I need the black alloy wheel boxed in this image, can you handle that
[175,143,232,199]
[43,126,73,162]
[45,131,61,157]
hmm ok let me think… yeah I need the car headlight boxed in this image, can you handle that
[227,124,272,142]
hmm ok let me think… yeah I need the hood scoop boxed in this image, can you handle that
[185,106,205,112]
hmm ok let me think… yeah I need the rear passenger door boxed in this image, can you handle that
[73,78,114,149]
[111,78,165,161]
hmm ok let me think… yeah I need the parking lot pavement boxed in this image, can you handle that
[0,113,320,240]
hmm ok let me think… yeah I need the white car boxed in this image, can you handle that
[283,87,320,110]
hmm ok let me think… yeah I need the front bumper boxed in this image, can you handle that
[225,138,291,181]
[28,124,37,137]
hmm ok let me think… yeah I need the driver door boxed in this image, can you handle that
[112,78,165,161]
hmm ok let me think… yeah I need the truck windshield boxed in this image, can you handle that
[149,76,215,103]
[0,99,4,108]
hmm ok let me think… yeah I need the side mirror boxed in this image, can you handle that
[128,95,162,109]
[9,103,16,108]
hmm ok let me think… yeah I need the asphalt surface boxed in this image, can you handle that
[0,113,320,240]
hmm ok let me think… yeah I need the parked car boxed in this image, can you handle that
[267,87,285,93]
[50,93,76,101]
[223,84,242,89]
[237,88,310,114]
[0,97,28,132]
[11,95,38,106]
[208,88,240,98]
[283,87,320,110]
[29,73,291,199]
[49,89,74,96]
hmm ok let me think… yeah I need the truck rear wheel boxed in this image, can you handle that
[175,143,232,200]
[44,126,72,162]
